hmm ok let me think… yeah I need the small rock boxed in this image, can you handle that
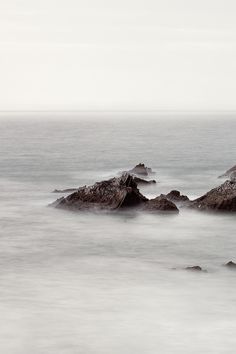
[143,196,179,213]
[127,163,154,176]
[164,190,189,203]
[224,261,236,268]
[185,266,203,272]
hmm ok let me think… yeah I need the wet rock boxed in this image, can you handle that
[143,196,179,213]
[51,174,179,214]
[224,261,236,268]
[219,164,236,178]
[190,180,236,212]
[51,174,148,211]
[127,163,154,176]
[164,190,189,203]
[133,176,157,185]
[52,188,78,193]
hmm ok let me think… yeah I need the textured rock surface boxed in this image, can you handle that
[143,196,179,213]
[191,180,236,212]
[51,174,148,211]
[51,174,179,213]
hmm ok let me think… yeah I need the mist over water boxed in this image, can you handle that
[1,115,236,353]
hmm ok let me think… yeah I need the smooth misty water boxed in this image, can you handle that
[0,115,236,354]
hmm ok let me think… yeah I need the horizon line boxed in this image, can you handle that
[1,110,236,114]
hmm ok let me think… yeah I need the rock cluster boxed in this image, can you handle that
[51,173,177,213]
[51,163,236,213]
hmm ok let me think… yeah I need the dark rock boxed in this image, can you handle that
[52,188,78,193]
[164,190,189,203]
[219,164,236,178]
[224,261,236,268]
[190,180,236,212]
[51,174,179,214]
[185,266,203,272]
[127,163,154,176]
[143,196,179,213]
[133,176,157,185]
[51,174,148,211]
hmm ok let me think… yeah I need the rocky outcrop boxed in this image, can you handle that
[219,164,236,178]
[51,174,148,211]
[127,163,155,176]
[191,180,236,212]
[52,188,78,193]
[133,176,156,185]
[163,190,189,203]
[51,174,179,213]
[143,196,179,213]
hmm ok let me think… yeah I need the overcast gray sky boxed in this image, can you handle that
[0,0,236,111]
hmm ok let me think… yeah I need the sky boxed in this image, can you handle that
[0,0,236,112]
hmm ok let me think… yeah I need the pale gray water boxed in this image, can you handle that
[0,115,236,353]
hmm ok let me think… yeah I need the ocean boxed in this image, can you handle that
[0,114,236,353]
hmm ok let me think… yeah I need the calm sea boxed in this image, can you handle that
[0,114,236,353]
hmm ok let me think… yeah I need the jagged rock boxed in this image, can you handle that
[133,176,156,185]
[52,188,78,193]
[191,180,236,212]
[143,196,179,213]
[51,174,179,214]
[127,163,154,176]
[224,261,236,268]
[51,174,148,211]
[164,190,189,203]
[219,164,236,178]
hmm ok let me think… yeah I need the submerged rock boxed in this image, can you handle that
[133,176,157,185]
[224,261,236,268]
[185,266,203,272]
[127,163,154,176]
[191,180,236,212]
[51,174,148,211]
[143,196,179,213]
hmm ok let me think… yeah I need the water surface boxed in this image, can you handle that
[0,115,236,353]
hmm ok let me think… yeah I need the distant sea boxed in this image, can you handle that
[0,114,236,353]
